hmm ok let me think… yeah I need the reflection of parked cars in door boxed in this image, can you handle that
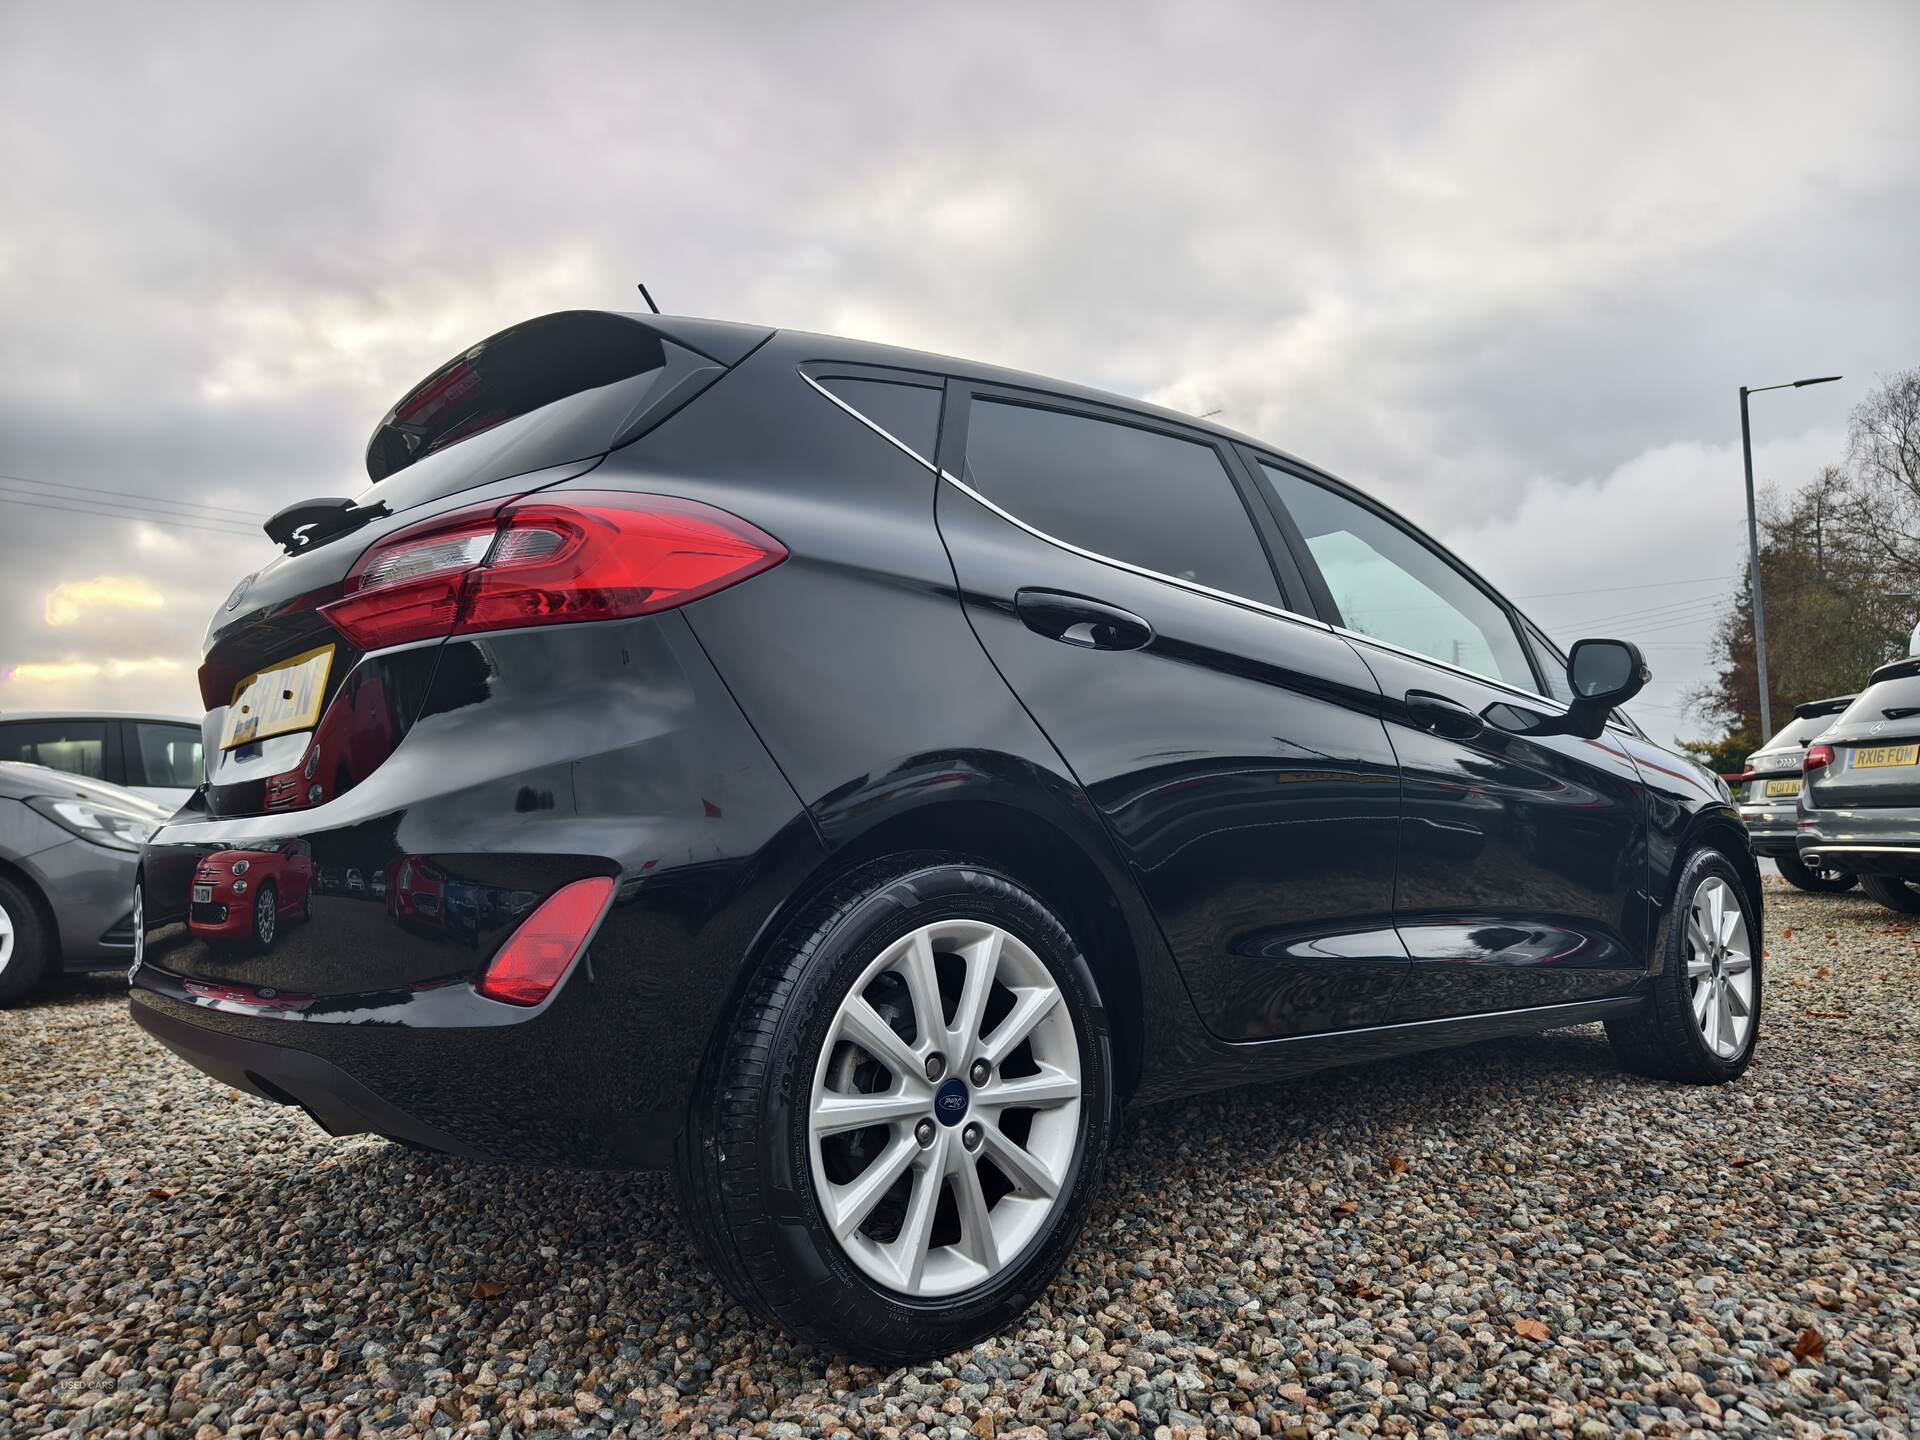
[1731,695,1856,892]
[0,712,203,810]
[0,763,164,1005]
[188,840,313,952]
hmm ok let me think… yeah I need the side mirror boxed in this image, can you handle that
[1568,638,1648,707]
[1482,638,1648,740]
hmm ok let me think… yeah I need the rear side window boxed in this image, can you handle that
[133,722,204,789]
[822,378,942,462]
[0,720,108,779]
[963,400,1282,605]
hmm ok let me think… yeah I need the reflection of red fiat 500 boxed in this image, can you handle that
[263,669,400,812]
[387,855,447,935]
[189,840,313,952]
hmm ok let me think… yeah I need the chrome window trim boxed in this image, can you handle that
[802,369,1333,635]
[1337,624,1636,736]
[800,370,940,471]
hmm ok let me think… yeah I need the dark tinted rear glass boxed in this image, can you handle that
[1836,676,1920,729]
[367,312,665,481]
[0,720,108,779]
[1759,715,1831,751]
[822,378,942,462]
[964,400,1281,605]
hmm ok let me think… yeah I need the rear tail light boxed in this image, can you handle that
[1804,744,1834,774]
[475,876,616,1007]
[319,493,786,652]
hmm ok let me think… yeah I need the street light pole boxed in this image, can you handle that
[1738,386,1771,739]
[1737,374,1842,742]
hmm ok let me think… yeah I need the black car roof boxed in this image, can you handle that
[624,313,1338,483]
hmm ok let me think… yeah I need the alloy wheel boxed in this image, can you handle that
[807,919,1082,1298]
[1684,875,1754,1058]
[0,897,14,978]
[256,887,277,947]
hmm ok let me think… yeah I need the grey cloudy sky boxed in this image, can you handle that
[2,2,1916,737]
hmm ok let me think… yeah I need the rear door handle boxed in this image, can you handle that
[1015,589,1153,651]
[1405,689,1485,740]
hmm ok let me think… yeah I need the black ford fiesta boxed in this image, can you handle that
[135,309,1760,1358]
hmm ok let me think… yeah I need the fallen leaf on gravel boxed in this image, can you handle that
[1513,1319,1550,1342]
[1816,965,1829,977]
[1791,1328,1825,1362]
[1782,927,1793,939]
[1335,1200,1358,1214]
[1386,1155,1408,1174]
[470,1279,509,1299]
[1729,1156,1756,1167]
[145,1188,173,1200]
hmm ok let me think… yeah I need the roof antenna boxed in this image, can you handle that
[636,282,661,315]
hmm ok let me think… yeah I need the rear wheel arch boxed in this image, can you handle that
[718,795,1149,1108]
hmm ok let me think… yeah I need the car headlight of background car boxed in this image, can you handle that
[26,796,162,852]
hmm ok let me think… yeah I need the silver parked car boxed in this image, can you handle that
[1733,695,1856,892]
[0,762,168,1005]
[1799,658,1920,913]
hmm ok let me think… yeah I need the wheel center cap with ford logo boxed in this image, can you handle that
[933,1078,970,1126]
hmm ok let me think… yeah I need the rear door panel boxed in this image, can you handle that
[933,385,1406,1040]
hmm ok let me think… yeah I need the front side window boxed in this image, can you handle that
[0,720,109,780]
[1260,464,1534,690]
[965,400,1283,606]
[134,722,204,789]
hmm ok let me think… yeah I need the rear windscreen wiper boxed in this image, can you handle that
[264,496,389,555]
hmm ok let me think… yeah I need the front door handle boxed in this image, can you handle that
[1405,689,1485,740]
[1015,589,1153,651]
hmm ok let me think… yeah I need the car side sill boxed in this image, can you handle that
[1136,993,1647,1106]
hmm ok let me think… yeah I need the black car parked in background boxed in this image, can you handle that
[1799,656,1920,914]
[1732,694,1856,892]
[133,309,1762,1358]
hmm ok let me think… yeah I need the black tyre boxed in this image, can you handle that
[1776,853,1856,893]
[1859,873,1920,914]
[675,854,1114,1361]
[1607,847,1760,1083]
[0,873,54,1006]
[248,880,280,954]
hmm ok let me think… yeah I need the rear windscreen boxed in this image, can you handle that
[1838,675,1920,728]
[368,312,666,482]
[1761,715,1833,750]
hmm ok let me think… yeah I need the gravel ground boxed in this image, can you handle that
[3,878,1916,1439]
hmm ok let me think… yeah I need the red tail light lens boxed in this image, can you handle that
[1804,744,1834,774]
[476,875,616,1006]
[319,493,786,651]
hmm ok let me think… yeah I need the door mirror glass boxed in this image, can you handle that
[1568,638,1647,704]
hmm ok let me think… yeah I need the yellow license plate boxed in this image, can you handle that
[220,643,334,750]
[1852,743,1920,769]
[1763,778,1801,797]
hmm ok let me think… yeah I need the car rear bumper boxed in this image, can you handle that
[1736,803,1799,856]
[131,613,826,1168]
[1797,807,1920,878]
